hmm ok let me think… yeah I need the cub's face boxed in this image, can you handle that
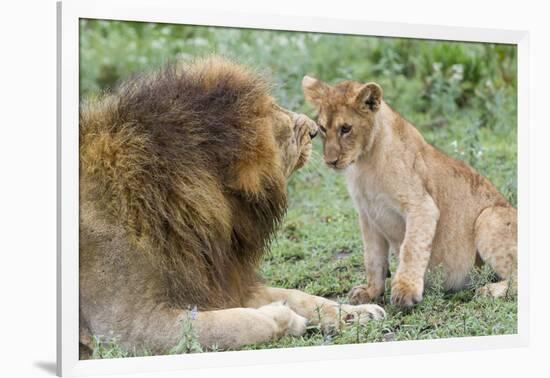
[301,76,383,170]
[272,104,318,177]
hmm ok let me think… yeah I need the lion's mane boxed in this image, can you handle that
[79,57,287,309]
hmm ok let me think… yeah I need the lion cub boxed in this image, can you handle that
[302,76,517,308]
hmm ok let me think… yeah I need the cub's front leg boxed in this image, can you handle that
[349,213,389,304]
[391,193,439,308]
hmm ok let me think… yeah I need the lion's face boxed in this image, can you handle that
[301,76,383,171]
[272,105,318,177]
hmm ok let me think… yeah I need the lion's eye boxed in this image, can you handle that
[340,124,352,134]
[318,124,327,134]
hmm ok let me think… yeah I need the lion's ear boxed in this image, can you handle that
[302,75,329,109]
[354,82,383,112]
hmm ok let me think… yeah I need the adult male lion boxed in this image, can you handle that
[79,57,384,358]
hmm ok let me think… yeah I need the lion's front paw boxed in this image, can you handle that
[287,311,308,336]
[348,284,383,305]
[259,302,308,337]
[341,303,386,323]
[391,278,423,308]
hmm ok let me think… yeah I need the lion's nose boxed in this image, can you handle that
[309,129,318,139]
[325,158,338,166]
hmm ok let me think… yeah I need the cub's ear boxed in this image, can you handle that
[302,75,329,108]
[355,82,383,112]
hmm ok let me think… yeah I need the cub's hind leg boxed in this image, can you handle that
[474,206,517,298]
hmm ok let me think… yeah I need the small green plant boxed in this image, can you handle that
[170,307,203,354]
[91,336,129,359]
[424,62,465,116]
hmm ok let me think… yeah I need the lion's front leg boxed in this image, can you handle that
[195,302,307,349]
[246,286,385,330]
[82,302,307,356]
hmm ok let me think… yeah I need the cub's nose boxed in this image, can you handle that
[325,158,339,166]
[309,129,318,139]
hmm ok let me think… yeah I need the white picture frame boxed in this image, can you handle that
[57,0,530,376]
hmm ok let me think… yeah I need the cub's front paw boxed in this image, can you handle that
[391,278,423,308]
[348,284,383,305]
[341,303,386,323]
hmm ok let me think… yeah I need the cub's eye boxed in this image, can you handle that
[340,124,352,134]
[318,124,327,134]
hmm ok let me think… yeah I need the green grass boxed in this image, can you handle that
[81,19,517,357]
